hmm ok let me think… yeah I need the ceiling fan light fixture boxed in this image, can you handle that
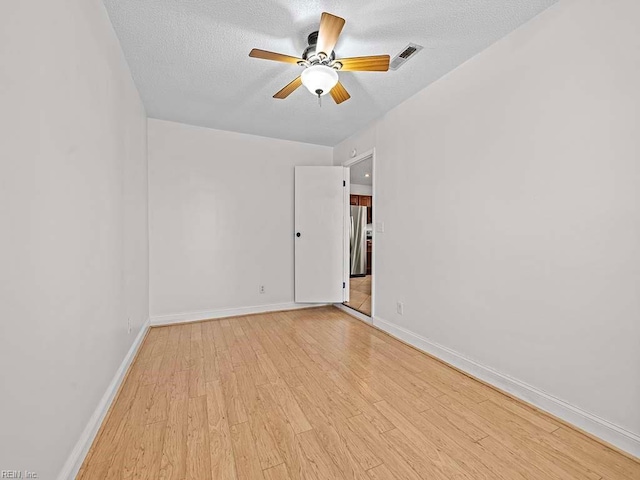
[249,12,390,104]
[301,65,339,97]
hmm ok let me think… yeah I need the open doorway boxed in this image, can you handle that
[343,152,374,317]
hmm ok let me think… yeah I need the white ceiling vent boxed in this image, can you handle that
[389,43,424,71]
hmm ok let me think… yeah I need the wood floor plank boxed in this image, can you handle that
[79,308,640,480]
[256,353,280,384]
[290,380,382,472]
[187,395,211,480]
[136,328,163,363]
[76,460,110,480]
[235,330,259,365]
[210,319,228,351]
[176,325,192,372]
[468,436,543,480]
[260,317,302,369]
[372,399,497,479]
[422,405,488,443]
[191,323,204,360]
[230,421,265,480]
[478,435,572,480]
[220,319,237,350]
[377,399,479,479]
[221,371,248,426]
[366,464,401,480]
[471,398,603,476]
[235,365,283,469]
[305,354,395,434]
[309,421,371,480]
[417,405,537,480]
[552,427,640,480]
[158,370,189,480]
[295,346,366,407]
[346,415,423,480]
[188,353,206,398]
[371,357,445,401]
[295,429,348,480]
[132,420,166,480]
[104,383,156,479]
[438,394,601,480]
[366,368,436,415]
[381,427,464,480]
[479,387,562,433]
[292,364,361,421]
[202,322,220,383]
[140,354,164,386]
[256,382,305,480]
[287,379,373,480]
[229,317,246,337]
[206,380,238,480]
[236,317,266,356]
[263,463,292,480]
[267,377,312,434]
[216,348,234,377]
[246,357,269,386]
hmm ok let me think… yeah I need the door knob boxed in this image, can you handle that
[296,232,301,237]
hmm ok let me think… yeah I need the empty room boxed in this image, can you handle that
[2,0,640,479]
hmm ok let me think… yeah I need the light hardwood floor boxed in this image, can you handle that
[78,306,640,480]
[345,275,371,316]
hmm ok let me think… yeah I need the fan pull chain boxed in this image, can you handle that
[318,93,322,107]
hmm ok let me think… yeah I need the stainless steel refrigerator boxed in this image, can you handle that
[350,206,367,276]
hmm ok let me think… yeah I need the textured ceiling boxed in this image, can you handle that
[104,0,557,146]
[351,157,373,186]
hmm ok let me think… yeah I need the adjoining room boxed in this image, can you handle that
[345,155,374,317]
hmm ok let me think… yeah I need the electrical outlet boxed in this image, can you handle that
[127,317,132,334]
[396,302,404,315]
[376,221,385,233]
[259,285,265,294]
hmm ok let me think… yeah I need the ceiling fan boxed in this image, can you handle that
[249,12,390,105]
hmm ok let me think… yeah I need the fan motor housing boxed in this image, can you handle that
[302,31,336,63]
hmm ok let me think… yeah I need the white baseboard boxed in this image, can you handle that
[57,319,151,480]
[150,302,327,326]
[373,315,640,459]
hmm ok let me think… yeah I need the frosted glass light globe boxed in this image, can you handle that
[301,65,339,96]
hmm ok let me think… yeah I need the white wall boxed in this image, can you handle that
[335,123,377,168]
[0,0,148,477]
[334,0,640,454]
[149,119,332,321]
[351,184,373,196]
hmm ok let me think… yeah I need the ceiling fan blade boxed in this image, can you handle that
[330,82,350,104]
[273,76,303,99]
[336,55,390,72]
[249,48,302,64]
[316,12,345,57]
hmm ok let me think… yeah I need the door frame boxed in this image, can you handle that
[340,149,376,321]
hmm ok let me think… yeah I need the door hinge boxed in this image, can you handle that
[343,282,346,288]
[343,180,346,187]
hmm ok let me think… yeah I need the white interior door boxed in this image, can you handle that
[295,166,346,303]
